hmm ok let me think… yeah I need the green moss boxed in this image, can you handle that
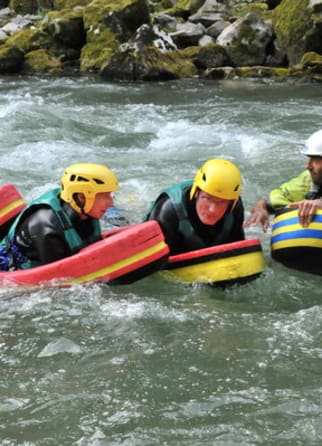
[24,48,62,71]
[146,47,197,78]
[224,18,267,66]
[300,51,322,66]
[6,28,52,53]
[9,0,39,14]
[83,0,150,41]
[101,45,198,80]
[84,0,147,27]
[80,42,115,71]
[231,2,269,18]
[179,45,201,59]
[235,66,292,78]
[272,0,311,50]
[53,0,90,9]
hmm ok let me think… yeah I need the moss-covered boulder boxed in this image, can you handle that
[6,28,53,53]
[53,0,91,9]
[0,44,24,73]
[80,27,119,72]
[81,0,150,72]
[180,43,228,69]
[23,48,63,71]
[9,0,52,15]
[42,9,86,49]
[272,0,322,65]
[300,50,322,73]
[165,0,205,19]
[217,12,273,66]
[100,44,197,80]
[204,65,298,81]
[83,0,150,42]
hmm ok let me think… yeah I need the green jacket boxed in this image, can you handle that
[145,180,242,252]
[269,170,314,210]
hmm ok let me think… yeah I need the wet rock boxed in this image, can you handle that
[170,21,206,48]
[0,43,23,72]
[217,12,273,66]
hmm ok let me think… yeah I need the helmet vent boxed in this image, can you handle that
[77,175,89,182]
[69,174,89,182]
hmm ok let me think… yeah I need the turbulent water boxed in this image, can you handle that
[1,75,322,445]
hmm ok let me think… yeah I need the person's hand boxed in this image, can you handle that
[288,199,322,227]
[244,199,270,233]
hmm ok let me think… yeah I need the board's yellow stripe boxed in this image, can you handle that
[160,251,265,284]
[61,240,167,285]
[0,199,25,218]
[272,237,322,250]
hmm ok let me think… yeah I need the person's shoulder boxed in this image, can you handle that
[23,205,60,231]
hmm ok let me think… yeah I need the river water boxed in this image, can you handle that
[1,76,322,445]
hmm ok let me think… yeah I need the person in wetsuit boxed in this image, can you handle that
[244,129,322,232]
[0,163,119,270]
[144,158,245,255]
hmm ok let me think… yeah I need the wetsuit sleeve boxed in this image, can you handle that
[146,196,181,253]
[15,208,69,265]
[268,170,311,210]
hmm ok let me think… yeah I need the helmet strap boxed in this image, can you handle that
[74,193,86,214]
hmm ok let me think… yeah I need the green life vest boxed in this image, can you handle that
[4,188,101,269]
[146,180,234,248]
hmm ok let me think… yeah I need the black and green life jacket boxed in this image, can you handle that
[0,188,101,270]
[146,180,234,249]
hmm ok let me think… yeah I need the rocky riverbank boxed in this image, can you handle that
[0,0,322,82]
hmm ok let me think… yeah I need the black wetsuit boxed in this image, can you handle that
[13,201,99,266]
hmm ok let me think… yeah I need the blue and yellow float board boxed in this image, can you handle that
[271,209,322,274]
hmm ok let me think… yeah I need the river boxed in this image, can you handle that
[1,75,322,445]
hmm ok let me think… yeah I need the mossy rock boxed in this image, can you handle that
[100,45,198,81]
[300,51,322,73]
[23,48,62,71]
[231,2,269,18]
[53,0,91,9]
[272,0,313,65]
[234,66,293,79]
[180,43,228,69]
[80,42,115,72]
[204,65,297,81]
[80,23,119,72]
[43,9,86,48]
[0,44,24,73]
[6,28,53,53]
[9,0,52,14]
[83,0,150,40]
[166,0,204,18]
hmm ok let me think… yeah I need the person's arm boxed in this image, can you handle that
[244,199,270,233]
[245,171,312,232]
[18,208,69,265]
[268,170,311,209]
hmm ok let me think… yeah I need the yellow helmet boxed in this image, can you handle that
[61,163,119,213]
[190,158,242,201]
